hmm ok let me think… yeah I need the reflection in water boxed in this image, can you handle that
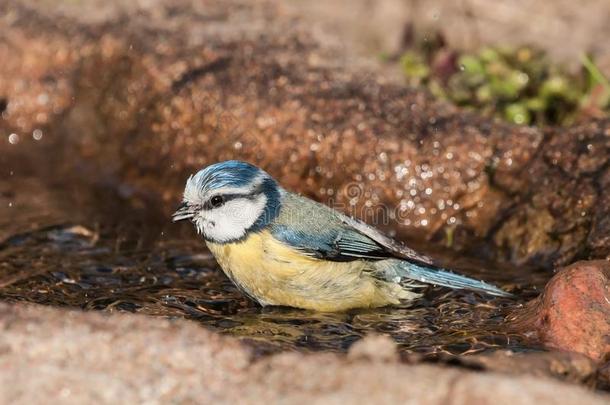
[0,203,548,356]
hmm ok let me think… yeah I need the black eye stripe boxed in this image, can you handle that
[204,193,257,210]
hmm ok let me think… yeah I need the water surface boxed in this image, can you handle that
[0,165,547,356]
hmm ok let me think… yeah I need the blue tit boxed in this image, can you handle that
[172,160,512,312]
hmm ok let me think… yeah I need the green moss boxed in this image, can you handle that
[398,42,609,126]
[400,51,430,86]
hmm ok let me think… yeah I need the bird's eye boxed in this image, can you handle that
[209,195,225,208]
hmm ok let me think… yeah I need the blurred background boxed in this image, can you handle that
[289,0,610,126]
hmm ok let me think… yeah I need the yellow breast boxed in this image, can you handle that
[205,231,404,311]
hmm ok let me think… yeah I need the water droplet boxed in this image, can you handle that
[233,141,242,150]
[8,133,19,144]
[8,202,13,207]
[37,93,49,105]
[32,129,43,140]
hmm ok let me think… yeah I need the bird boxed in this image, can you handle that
[172,160,512,312]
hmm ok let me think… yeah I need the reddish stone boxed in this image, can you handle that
[510,260,610,362]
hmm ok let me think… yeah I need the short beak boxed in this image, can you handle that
[172,202,195,223]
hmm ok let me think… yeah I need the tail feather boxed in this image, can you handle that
[398,263,513,298]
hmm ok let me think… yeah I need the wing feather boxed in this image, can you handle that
[269,191,435,266]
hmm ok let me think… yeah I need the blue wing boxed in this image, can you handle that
[269,192,513,297]
[269,191,435,265]
[270,224,391,261]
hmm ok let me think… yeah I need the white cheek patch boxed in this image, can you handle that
[198,194,267,243]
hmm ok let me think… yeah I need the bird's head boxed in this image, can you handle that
[172,160,281,243]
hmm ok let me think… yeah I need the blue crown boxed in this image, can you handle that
[190,160,263,192]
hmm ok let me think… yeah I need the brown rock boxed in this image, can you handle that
[509,260,610,362]
[0,0,609,270]
[450,350,599,386]
[2,302,609,404]
[599,361,610,390]
[347,334,399,362]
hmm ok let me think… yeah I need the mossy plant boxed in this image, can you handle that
[398,42,609,126]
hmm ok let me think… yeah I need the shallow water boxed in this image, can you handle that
[0,167,548,357]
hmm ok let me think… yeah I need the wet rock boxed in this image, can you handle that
[1,302,609,404]
[347,334,399,362]
[509,260,610,362]
[599,361,610,390]
[449,350,599,386]
[0,0,609,269]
